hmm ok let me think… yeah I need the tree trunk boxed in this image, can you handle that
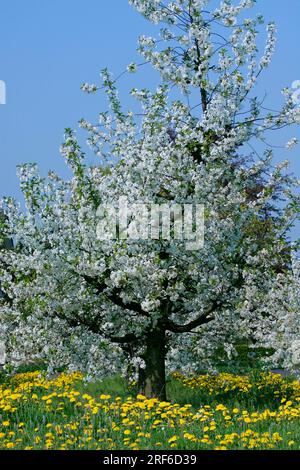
[138,326,167,401]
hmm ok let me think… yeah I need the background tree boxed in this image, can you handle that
[0,0,299,399]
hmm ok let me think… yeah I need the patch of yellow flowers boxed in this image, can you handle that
[173,371,300,398]
[0,370,299,450]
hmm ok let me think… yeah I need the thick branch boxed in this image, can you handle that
[166,301,217,333]
[107,289,148,317]
[109,333,140,344]
[194,39,208,113]
[50,308,141,344]
[82,274,149,316]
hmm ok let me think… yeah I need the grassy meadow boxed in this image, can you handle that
[0,367,299,450]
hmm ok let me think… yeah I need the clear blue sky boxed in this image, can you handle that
[0,0,299,240]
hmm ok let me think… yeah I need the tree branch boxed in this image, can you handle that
[166,301,217,333]
[109,333,140,344]
[50,308,141,344]
[82,274,149,317]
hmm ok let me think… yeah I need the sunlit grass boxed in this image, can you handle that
[0,368,299,450]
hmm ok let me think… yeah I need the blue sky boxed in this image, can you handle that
[0,0,299,240]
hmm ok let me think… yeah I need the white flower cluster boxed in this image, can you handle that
[127,63,138,73]
[81,83,99,94]
[286,137,298,150]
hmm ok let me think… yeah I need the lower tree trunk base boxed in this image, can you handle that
[138,327,167,401]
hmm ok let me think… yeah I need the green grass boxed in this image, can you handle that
[0,368,299,450]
